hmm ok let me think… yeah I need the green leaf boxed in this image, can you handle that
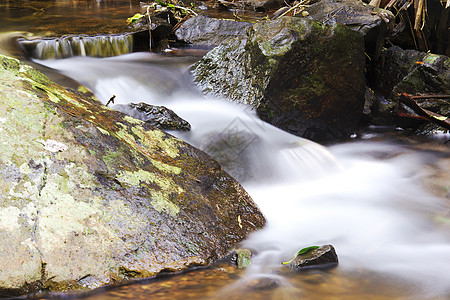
[432,115,448,121]
[126,13,145,25]
[154,0,168,7]
[296,246,319,256]
[281,246,320,265]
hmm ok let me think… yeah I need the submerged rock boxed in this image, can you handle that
[284,245,338,270]
[113,102,191,131]
[0,55,265,297]
[192,17,366,142]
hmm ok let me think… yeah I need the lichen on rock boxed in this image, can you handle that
[0,54,266,297]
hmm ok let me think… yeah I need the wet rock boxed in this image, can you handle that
[192,17,366,142]
[175,15,252,47]
[371,46,450,133]
[307,0,394,60]
[242,0,286,12]
[285,245,338,270]
[113,102,191,131]
[0,55,265,297]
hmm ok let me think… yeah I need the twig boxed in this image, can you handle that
[170,4,198,16]
[147,6,153,51]
[398,93,450,130]
[276,0,310,19]
[410,94,450,100]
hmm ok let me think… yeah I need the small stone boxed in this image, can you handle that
[233,248,252,269]
[286,244,338,271]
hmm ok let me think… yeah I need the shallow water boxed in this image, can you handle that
[34,53,450,300]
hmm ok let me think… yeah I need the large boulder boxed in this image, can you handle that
[0,55,265,297]
[192,17,366,142]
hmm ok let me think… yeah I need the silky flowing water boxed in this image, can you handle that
[1,1,450,299]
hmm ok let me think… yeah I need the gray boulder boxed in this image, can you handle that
[0,55,265,297]
[192,17,366,142]
[175,15,253,47]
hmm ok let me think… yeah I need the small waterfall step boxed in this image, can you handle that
[18,33,133,59]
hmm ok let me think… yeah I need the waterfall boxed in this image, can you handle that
[18,33,133,59]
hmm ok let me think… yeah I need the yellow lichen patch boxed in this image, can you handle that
[116,169,183,193]
[123,115,144,125]
[96,126,110,136]
[115,169,182,216]
[151,191,180,217]
[131,126,180,158]
[149,158,181,174]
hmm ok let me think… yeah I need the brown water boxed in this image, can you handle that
[0,0,142,36]
[1,1,450,300]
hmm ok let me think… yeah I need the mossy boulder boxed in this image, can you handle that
[192,17,366,142]
[0,55,265,297]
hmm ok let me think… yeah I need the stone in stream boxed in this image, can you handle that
[283,245,339,270]
[113,102,191,132]
[0,55,265,297]
[192,17,366,142]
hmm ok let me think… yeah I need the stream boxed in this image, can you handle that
[1,1,450,299]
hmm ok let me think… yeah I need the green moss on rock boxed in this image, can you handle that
[0,55,265,297]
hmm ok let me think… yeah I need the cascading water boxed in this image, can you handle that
[19,33,133,59]
[35,53,450,299]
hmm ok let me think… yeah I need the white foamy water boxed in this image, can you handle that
[36,53,450,298]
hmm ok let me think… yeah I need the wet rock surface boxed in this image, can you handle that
[0,55,265,297]
[285,245,338,270]
[307,0,394,60]
[175,15,253,47]
[192,17,366,142]
[113,102,191,132]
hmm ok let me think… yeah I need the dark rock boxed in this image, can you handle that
[286,245,338,270]
[113,102,191,131]
[175,15,253,47]
[192,17,366,142]
[0,55,266,297]
[371,46,450,133]
[307,0,394,60]
[242,0,286,12]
